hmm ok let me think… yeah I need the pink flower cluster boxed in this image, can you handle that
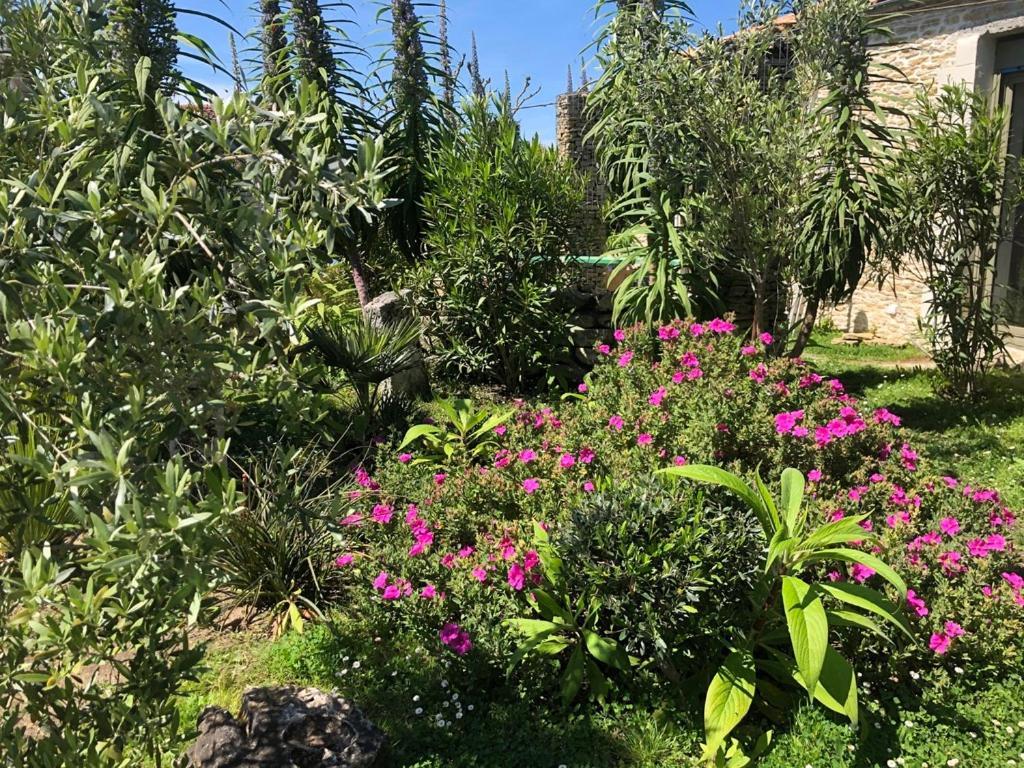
[928,620,965,655]
[439,623,472,655]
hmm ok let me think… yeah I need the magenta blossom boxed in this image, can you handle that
[518,448,537,464]
[578,383,588,394]
[808,469,822,483]
[906,589,928,617]
[658,325,681,340]
[559,453,576,468]
[507,563,526,591]
[335,554,354,568]
[613,329,626,342]
[522,477,541,494]
[608,414,624,431]
[939,517,960,537]
[637,433,653,446]
[617,351,634,367]
[398,453,413,464]
[740,345,757,356]
[759,332,773,345]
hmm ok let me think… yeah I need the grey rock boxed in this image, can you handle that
[364,290,430,400]
[185,687,386,768]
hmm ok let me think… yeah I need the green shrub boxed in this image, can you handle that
[557,478,761,678]
[411,97,584,391]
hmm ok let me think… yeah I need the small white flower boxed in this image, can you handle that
[953,666,963,675]
[452,692,459,700]
[442,702,449,709]
[904,720,914,728]
[467,704,474,711]
[352,660,361,669]
[847,745,855,752]
[414,707,423,715]
[969,732,977,739]
[412,694,420,702]
[441,679,449,688]
[391,670,398,677]
[947,759,960,767]
[343,655,350,662]
[340,668,349,675]
[909,671,920,680]
[887,760,898,767]
[455,711,463,719]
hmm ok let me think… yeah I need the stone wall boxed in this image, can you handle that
[555,92,606,256]
[826,0,1024,344]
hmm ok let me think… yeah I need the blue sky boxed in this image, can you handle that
[177,1,740,144]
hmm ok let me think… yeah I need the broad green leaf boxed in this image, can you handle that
[703,648,756,760]
[800,515,873,551]
[794,647,859,726]
[781,576,828,699]
[561,646,586,706]
[753,471,781,534]
[800,548,907,595]
[583,630,629,671]
[780,468,805,535]
[662,465,770,535]
[398,423,440,450]
[826,609,891,642]
[818,582,913,640]
[506,618,561,638]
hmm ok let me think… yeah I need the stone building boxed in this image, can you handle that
[555,0,1024,356]
[824,0,1024,356]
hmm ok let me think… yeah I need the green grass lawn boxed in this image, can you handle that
[172,624,1024,768]
[802,329,931,366]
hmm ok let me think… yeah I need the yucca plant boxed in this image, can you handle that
[213,447,347,636]
[661,465,912,764]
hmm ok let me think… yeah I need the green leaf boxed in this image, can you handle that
[561,646,586,706]
[780,468,805,535]
[800,515,874,551]
[506,618,561,638]
[818,582,913,640]
[703,648,756,760]
[397,423,439,450]
[781,576,828,699]
[661,465,770,536]
[826,609,891,642]
[795,647,859,726]
[583,630,629,671]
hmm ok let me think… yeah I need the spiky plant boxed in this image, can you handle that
[292,0,338,92]
[107,0,180,95]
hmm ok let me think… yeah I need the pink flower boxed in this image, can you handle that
[850,563,876,583]
[518,449,537,464]
[617,351,634,367]
[982,585,994,598]
[873,408,902,427]
[707,318,736,334]
[985,534,1007,551]
[579,447,596,464]
[900,443,919,472]
[1002,572,1024,591]
[942,476,959,488]
[671,370,685,384]
[906,589,929,617]
[523,550,540,571]
[759,332,774,345]
[500,537,516,560]
[808,469,822,483]
[749,363,768,384]
[637,433,653,446]
[458,545,475,559]
[597,343,610,355]
[522,478,541,494]
[578,383,588,394]
[687,367,704,381]
[673,455,688,466]
[433,473,447,486]
[658,325,680,340]
[495,425,507,436]
[583,481,595,493]
[613,329,626,342]
[792,427,808,438]
[441,553,456,569]
[870,473,885,484]
[690,323,705,337]
[507,563,526,591]
[939,550,964,576]
[939,517,960,537]
[799,372,823,389]
[398,453,413,464]
[373,571,389,590]
[681,352,700,368]
[648,386,668,407]
[929,633,952,655]
[945,620,965,638]
[439,623,472,655]
[372,503,394,524]
[740,345,757,356]
[774,410,805,435]
[420,584,437,599]
[471,567,488,583]
[848,486,868,502]
[967,538,990,558]
[340,513,364,527]
[382,584,402,600]
[608,414,624,431]
[335,554,354,568]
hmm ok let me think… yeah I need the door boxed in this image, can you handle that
[993,70,1024,337]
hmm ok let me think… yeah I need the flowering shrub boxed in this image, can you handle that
[825,475,1024,675]
[331,319,916,688]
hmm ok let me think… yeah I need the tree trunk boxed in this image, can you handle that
[750,277,766,343]
[349,250,373,309]
[789,292,820,358]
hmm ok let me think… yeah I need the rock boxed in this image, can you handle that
[363,290,430,401]
[835,332,875,346]
[185,687,386,768]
